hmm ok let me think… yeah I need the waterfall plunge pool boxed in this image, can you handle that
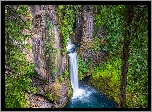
[64,83,118,108]
[66,38,118,108]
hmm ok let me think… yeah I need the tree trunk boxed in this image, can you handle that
[119,5,134,108]
[6,32,10,68]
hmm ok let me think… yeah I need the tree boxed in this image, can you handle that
[119,5,134,108]
[119,5,148,108]
[89,5,148,108]
[126,5,148,108]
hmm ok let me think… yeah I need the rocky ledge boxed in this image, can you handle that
[26,79,72,108]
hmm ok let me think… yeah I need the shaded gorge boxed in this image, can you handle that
[64,79,118,108]
[65,39,118,108]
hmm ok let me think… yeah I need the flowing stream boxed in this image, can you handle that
[66,38,118,108]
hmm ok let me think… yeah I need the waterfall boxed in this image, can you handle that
[68,52,79,91]
[66,38,79,92]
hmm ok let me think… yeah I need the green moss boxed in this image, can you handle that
[55,5,76,55]
[44,92,54,102]
[78,57,89,80]
[92,38,101,53]
[45,19,59,78]
[44,88,60,103]
[88,57,121,104]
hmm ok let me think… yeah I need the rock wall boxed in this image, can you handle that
[30,5,66,83]
[70,13,83,45]
[27,5,70,108]
[77,5,108,67]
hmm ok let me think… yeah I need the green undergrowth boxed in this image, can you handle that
[44,70,72,107]
[78,57,89,81]
[92,38,101,53]
[58,70,69,83]
[45,19,59,79]
[126,83,148,108]
[89,55,148,108]
[5,5,34,108]
[55,5,76,55]
[5,64,37,108]
[89,56,121,104]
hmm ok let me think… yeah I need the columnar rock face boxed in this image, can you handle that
[30,5,68,98]
[30,5,66,84]
[28,5,69,108]
[77,5,107,67]
[83,10,94,39]
[78,6,93,53]
[72,14,83,45]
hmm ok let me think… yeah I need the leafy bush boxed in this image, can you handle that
[5,64,35,108]
[92,38,101,53]
[55,5,76,55]
[58,75,65,83]
[89,57,121,103]
[5,5,33,108]
[78,57,89,80]
[62,70,69,79]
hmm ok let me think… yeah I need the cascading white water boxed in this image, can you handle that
[68,52,79,92]
[66,38,79,92]
[65,40,119,108]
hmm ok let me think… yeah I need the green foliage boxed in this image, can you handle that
[92,38,101,53]
[67,78,73,97]
[62,70,69,79]
[89,57,121,103]
[44,82,61,102]
[30,86,38,94]
[58,70,69,83]
[68,85,73,97]
[86,58,93,69]
[94,5,109,29]
[94,5,126,55]
[44,92,54,102]
[5,65,35,108]
[55,5,79,55]
[58,75,65,83]
[78,57,89,80]
[45,19,59,78]
[126,6,148,107]
[92,5,148,108]
[5,5,34,108]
